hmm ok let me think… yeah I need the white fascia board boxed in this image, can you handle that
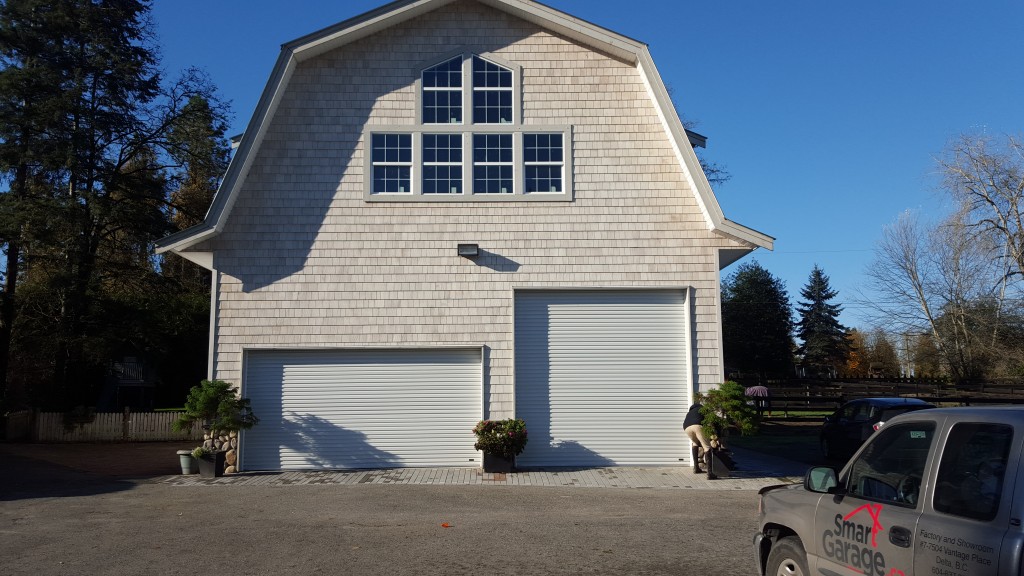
[481,0,643,63]
[210,54,297,233]
[157,52,298,255]
[717,219,775,250]
[635,50,720,227]
[289,0,456,62]
[154,224,216,255]
[175,251,214,270]
[635,50,774,251]
[288,0,644,64]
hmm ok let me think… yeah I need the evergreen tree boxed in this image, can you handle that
[0,0,77,408]
[156,94,230,404]
[866,329,901,377]
[0,0,228,409]
[795,265,850,377]
[721,261,794,380]
[163,94,229,289]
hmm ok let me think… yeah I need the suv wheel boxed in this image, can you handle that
[766,536,808,576]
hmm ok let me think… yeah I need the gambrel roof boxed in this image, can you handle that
[156,0,773,265]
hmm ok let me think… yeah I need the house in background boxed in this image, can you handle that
[156,0,773,471]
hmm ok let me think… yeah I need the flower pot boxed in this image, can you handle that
[176,450,197,475]
[482,452,514,473]
[196,450,227,478]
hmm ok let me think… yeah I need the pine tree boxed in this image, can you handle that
[163,94,230,289]
[795,265,849,377]
[721,261,794,380]
[0,0,227,409]
[867,329,901,377]
[156,94,230,404]
[0,0,91,408]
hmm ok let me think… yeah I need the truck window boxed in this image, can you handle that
[934,422,1013,522]
[846,422,935,507]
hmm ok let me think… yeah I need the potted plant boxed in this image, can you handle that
[172,379,259,478]
[472,418,528,473]
[191,446,226,478]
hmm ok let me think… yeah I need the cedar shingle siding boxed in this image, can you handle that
[185,1,763,418]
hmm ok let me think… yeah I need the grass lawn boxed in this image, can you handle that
[728,418,827,467]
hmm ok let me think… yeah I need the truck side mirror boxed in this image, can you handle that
[805,466,839,493]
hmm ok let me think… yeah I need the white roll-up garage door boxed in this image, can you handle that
[514,290,690,467]
[242,348,482,470]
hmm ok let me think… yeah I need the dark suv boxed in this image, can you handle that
[820,397,934,460]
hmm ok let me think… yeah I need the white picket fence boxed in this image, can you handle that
[5,410,202,442]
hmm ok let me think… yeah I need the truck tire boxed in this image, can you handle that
[766,536,808,576]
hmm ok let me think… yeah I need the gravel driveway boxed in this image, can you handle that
[0,444,779,575]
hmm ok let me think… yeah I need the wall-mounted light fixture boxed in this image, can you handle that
[457,243,479,258]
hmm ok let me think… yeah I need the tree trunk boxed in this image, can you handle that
[0,162,27,407]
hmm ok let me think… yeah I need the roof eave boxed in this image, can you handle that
[154,223,217,255]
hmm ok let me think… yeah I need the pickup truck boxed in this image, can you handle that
[754,406,1022,576]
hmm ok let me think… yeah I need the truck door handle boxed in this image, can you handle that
[889,526,912,548]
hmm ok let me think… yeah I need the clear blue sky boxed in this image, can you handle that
[153,0,1024,328]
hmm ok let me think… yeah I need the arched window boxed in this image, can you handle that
[421,56,463,124]
[366,52,570,201]
[472,56,512,124]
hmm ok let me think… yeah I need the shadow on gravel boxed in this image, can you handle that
[0,452,135,501]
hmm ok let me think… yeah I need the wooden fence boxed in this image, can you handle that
[762,395,1024,420]
[4,409,202,442]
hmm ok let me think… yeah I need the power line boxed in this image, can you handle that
[768,249,873,254]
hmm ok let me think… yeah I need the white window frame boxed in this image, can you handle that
[364,50,572,202]
[523,132,566,195]
[421,55,464,125]
[369,132,414,195]
[422,133,464,195]
[471,132,515,194]
[471,55,515,125]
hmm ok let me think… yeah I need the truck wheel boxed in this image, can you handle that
[766,536,808,576]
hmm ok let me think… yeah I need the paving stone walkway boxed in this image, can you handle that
[160,447,808,490]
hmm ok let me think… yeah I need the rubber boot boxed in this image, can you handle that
[691,446,703,473]
[706,450,717,480]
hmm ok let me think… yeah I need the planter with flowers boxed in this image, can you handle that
[472,418,528,473]
[190,446,226,478]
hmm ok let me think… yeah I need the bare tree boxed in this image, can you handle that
[941,133,1024,278]
[861,211,1019,380]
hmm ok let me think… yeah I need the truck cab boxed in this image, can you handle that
[754,406,1024,576]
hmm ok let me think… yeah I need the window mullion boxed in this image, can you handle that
[463,56,473,125]
[411,134,420,196]
[513,131,523,195]
[461,132,471,195]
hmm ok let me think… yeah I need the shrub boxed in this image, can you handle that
[172,379,259,436]
[472,418,528,460]
[699,381,759,438]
